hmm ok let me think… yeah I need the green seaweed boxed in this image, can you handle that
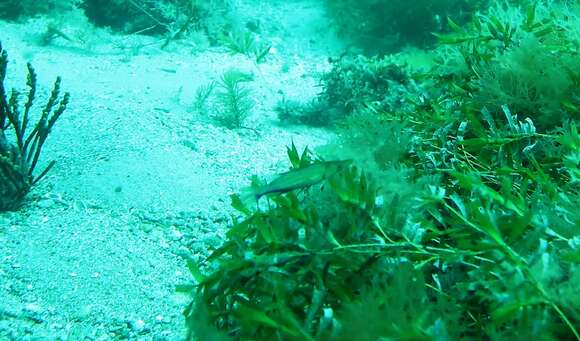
[180,2,580,340]
[214,69,254,129]
[0,42,69,211]
[220,29,271,63]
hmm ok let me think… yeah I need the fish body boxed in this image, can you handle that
[244,159,352,201]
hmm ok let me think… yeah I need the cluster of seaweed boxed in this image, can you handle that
[0,0,77,21]
[181,2,579,340]
[277,56,413,127]
[214,69,254,129]
[324,0,487,54]
[192,69,254,129]
[321,56,411,117]
[220,29,271,64]
[0,43,68,211]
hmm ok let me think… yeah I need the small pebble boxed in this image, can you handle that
[36,198,56,209]
[24,303,42,314]
[169,228,183,241]
[129,319,145,332]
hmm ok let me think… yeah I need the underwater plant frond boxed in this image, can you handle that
[0,42,68,211]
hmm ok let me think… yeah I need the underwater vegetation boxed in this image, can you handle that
[190,69,254,129]
[1,0,578,338]
[320,55,412,120]
[0,0,78,21]
[432,1,580,131]
[276,56,413,127]
[324,0,487,54]
[181,2,580,340]
[0,0,234,51]
[213,69,254,129]
[0,43,69,211]
[220,29,271,64]
[80,0,240,50]
[182,134,579,339]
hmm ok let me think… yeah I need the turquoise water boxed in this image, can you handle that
[1,1,579,340]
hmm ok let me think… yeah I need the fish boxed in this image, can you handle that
[241,159,353,202]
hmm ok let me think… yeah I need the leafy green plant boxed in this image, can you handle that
[181,144,446,340]
[220,30,271,63]
[253,44,271,64]
[433,2,580,130]
[179,2,580,339]
[181,128,580,339]
[191,80,216,115]
[214,69,254,129]
[221,30,256,57]
[0,42,69,211]
[380,4,580,336]
[316,55,413,123]
[277,55,417,127]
